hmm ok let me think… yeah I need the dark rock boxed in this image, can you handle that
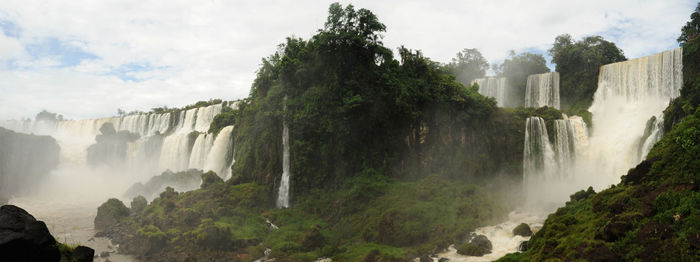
[517,241,528,252]
[201,171,224,189]
[100,251,110,257]
[418,255,432,262]
[0,205,60,262]
[72,246,95,262]
[94,198,130,231]
[438,258,450,262]
[512,223,533,237]
[456,234,492,256]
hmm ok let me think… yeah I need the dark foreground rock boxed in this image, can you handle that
[94,198,130,232]
[0,205,94,262]
[512,223,533,237]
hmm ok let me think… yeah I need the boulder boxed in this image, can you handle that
[94,198,130,231]
[71,245,95,262]
[517,241,528,252]
[513,223,533,237]
[0,205,60,261]
[456,234,492,256]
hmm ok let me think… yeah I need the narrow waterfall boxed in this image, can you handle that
[638,115,664,162]
[525,72,560,109]
[472,77,509,107]
[523,117,557,185]
[276,122,291,208]
[553,115,589,176]
[188,133,215,169]
[203,126,235,178]
[587,48,682,186]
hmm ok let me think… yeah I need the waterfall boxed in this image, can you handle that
[638,115,664,162]
[553,115,589,176]
[203,126,235,178]
[471,77,509,107]
[523,117,557,186]
[276,122,291,208]
[525,72,560,109]
[0,103,236,181]
[587,48,682,185]
[188,133,215,169]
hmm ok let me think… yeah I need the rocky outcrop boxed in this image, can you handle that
[94,198,130,232]
[0,205,95,262]
[457,234,492,256]
[124,169,203,200]
[513,223,533,237]
[87,123,138,168]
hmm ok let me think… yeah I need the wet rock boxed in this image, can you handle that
[0,205,60,261]
[72,246,95,262]
[456,234,492,256]
[100,251,110,257]
[438,258,450,262]
[517,241,528,252]
[513,223,533,237]
[94,198,130,232]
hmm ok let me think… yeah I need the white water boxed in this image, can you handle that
[203,126,235,179]
[276,122,291,208]
[472,77,510,107]
[525,72,560,109]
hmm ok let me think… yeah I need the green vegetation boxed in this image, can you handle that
[499,9,700,261]
[548,34,626,123]
[446,48,489,86]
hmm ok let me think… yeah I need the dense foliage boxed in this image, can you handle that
[445,48,489,86]
[548,34,626,120]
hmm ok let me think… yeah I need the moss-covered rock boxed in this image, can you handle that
[130,196,147,215]
[457,234,492,256]
[94,198,130,231]
[201,171,223,189]
[512,223,532,237]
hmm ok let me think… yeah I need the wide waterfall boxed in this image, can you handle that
[276,122,291,208]
[472,77,510,107]
[0,102,238,181]
[587,47,682,186]
[525,72,560,109]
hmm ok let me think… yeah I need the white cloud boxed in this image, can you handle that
[0,0,696,119]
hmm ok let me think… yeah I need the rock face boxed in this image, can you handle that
[94,198,130,232]
[0,205,59,261]
[87,123,139,167]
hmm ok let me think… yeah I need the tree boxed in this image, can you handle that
[678,3,700,45]
[447,48,489,86]
[548,34,625,112]
[117,108,126,117]
[494,51,550,106]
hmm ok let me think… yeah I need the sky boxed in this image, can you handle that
[0,0,696,120]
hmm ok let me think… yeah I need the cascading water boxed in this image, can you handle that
[525,72,560,109]
[523,116,557,189]
[203,126,235,179]
[586,48,682,187]
[276,122,291,208]
[553,115,589,176]
[638,115,664,161]
[471,77,510,107]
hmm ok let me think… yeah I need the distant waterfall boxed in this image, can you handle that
[525,72,560,109]
[277,122,291,208]
[472,77,509,107]
[587,48,682,184]
[0,102,237,179]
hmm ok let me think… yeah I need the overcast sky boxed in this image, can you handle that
[0,0,696,120]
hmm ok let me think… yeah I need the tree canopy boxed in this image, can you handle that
[446,48,489,86]
[494,51,550,106]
